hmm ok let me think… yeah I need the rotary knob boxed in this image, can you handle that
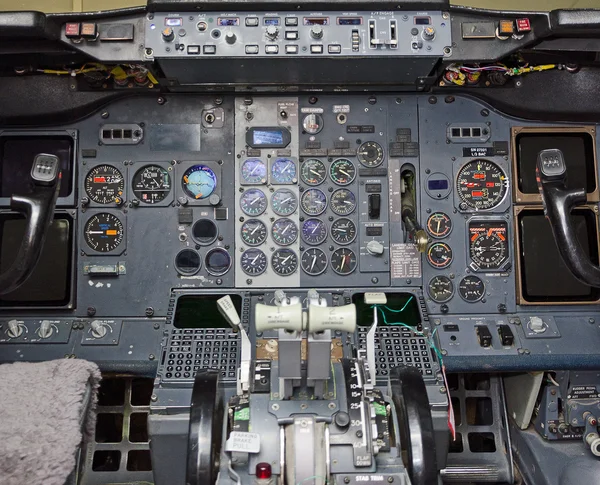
[90,320,108,339]
[366,240,385,256]
[310,25,324,39]
[37,320,54,339]
[422,26,436,41]
[225,32,237,45]
[266,25,279,39]
[162,27,175,42]
[7,320,24,339]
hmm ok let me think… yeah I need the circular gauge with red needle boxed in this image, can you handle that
[331,248,357,275]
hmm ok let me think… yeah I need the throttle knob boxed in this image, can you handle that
[310,25,324,39]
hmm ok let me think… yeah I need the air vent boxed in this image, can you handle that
[99,124,143,145]
[447,123,490,143]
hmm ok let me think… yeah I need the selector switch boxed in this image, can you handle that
[422,26,436,41]
[366,240,385,256]
[162,27,175,42]
[368,194,381,219]
[266,25,279,40]
[37,320,54,339]
[476,326,493,348]
[90,320,108,339]
[225,32,237,44]
[311,25,324,39]
[7,320,24,339]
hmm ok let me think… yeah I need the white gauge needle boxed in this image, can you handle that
[340,169,351,177]
[311,225,318,234]
[88,231,105,234]
[250,197,260,205]
[251,255,260,265]
[250,165,260,175]
[281,197,292,204]
[310,255,317,271]
[282,225,290,235]
[310,169,321,176]
[344,200,353,205]
[281,256,291,265]
[251,226,259,235]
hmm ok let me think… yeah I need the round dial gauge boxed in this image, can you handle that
[301,189,327,216]
[84,213,124,253]
[331,248,357,275]
[132,165,171,204]
[301,248,328,276]
[302,113,324,135]
[456,160,508,210]
[301,159,327,186]
[330,159,356,186]
[428,276,454,303]
[182,165,217,200]
[302,218,327,245]
[357,141,384,168]
[426,212,453,239]
[85,165,124,204]
[240,248,268,276]
[205,248,232,276]
[427,242,453,269]
[241,219,267,246]
[271,158,296,184]
[459,275,485,302]
[271,218,298,246]
[271,189,298,216]
[330,218,357,245]
[330,189,356,216]
[469,223,509,270]
[272,248,298,276]
[241,158,267,184]
[240,189,267,216]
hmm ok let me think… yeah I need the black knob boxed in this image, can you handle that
[162,27,175,42]
[335,411,350,429]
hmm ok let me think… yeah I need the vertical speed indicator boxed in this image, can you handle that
[456,160,508,210]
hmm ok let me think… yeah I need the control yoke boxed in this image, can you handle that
[536,149,600,288]
[0,154,60,295]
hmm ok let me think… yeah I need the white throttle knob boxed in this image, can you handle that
[308,304,357,333]
[255,303,303,333]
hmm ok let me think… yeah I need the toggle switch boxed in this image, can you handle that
[476,325,492,348]
[368,194,381,219]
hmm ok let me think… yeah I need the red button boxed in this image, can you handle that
[65,23,81,38]
[256,462,272,479]
[516,18,532,33]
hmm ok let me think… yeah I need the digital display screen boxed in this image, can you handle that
[516,132,596,194]
[264,18,280,26]
[0,135,74,199]
[337,17,362,25]
[0,215,72,306]
[414,17,431,25]
[303,17,330,26]
[253,130,284,146]
[174,295,242,328]
[352,293,421,327]
[217,18,240,26]
[428,179,449,191]
[165,17,182,26]
[519,209,600,302]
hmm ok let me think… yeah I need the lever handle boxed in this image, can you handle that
[255,303,303,333]
[536,149,600,287]
[0,154,60,295]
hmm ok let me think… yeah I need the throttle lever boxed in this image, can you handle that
[0,154,60,295]
[536,148,600,287]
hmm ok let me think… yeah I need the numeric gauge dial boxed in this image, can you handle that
[301,248,328,276]
[459,275,485,302]
[301,159,327,186]
[357,141,384,168]
[272,218,298,246]
[240,189,267,216]
[241,158,267,184]
[457,160,508,210]
[331,248,357,275]
[85,165,124,204]
[271,158,296,184]
[331,189,356,216]
[302,113,324,134]
[469,221,509,270]
[301,189,327,216]
[302,218,327,245]
[241,219,267,246]
[271,188,298,216]
[182,165,217,200]
[132,165,171,204]
[272,249,298,276]
[331,218,357,245]
[427,242,453,269]
[240,248,268,276]
[330,159,356,186]
[428,276,454,303]
[84,213,124,253]
[426,212,453,239]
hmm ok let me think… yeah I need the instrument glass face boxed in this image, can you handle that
[85,165,124,204]
[132,165,171,204]
[456,159,508,210]
[182,165,217,200]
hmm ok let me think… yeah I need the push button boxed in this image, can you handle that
[310,44,323,54]
[245,45,259,54]
[203,45,216,54]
